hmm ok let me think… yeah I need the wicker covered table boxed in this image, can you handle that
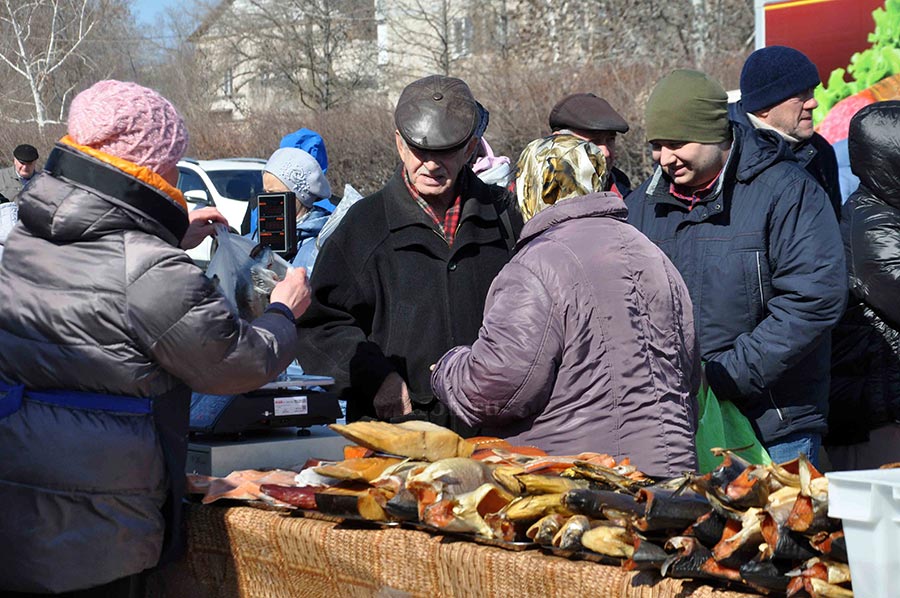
[146,503,761,598]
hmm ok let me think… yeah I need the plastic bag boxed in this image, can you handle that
[695,376,772,473]
[317,183,364,249]
[0,202,18,263]
[205,224,291,321]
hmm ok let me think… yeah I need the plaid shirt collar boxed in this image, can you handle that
[669,171,723,211]
[403,172,465,246]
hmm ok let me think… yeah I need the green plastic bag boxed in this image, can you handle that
[695,378,771,473]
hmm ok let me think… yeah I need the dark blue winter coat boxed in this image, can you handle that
[626,121,847,444]
[729,101,842,220]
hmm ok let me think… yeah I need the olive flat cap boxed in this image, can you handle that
[13,144,38,163]
[395,75,479,151]
[549,93,629,134]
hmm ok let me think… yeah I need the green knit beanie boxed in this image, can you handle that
[644,69,730,144]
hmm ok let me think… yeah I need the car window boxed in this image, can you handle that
[207,170,264,202]
[177,169,207,194]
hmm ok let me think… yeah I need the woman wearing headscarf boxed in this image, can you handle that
[0,80,310,596]
[431,134,699,477]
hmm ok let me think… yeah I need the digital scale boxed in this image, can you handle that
[187,375,348,475]
[255,192,297,260]
[189,375,342,436]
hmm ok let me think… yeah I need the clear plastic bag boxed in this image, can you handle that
[317,183,364,249]
[205,224,292,321]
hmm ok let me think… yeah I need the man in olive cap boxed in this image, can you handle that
[626,69,846,466]
[297,75,522,429]
[0,144,40,202]
[548,93,632,196]
[729,46,841,218]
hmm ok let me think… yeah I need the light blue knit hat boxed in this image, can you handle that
[264,147,331,208]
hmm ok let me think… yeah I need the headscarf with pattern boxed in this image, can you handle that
[515,133,608,221]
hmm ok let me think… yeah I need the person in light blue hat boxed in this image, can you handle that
[260,147,332,273]
[280,128,334,213]
[245,129,334,237]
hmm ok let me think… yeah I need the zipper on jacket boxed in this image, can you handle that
[755,251,765,314]
[757,251,784,422]
[769,390,785,421]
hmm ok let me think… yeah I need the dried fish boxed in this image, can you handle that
[711,508,764,568]
[406,458,494,519]
[786,455,837,534]
[661,536,715,579]
[685,510,727,547]
[329,420,474,462]
[259,484,320,509]
[561,460,652,493]
[315,484,392,520]
[491,464,527,496]
[501,493,572,523]
[723,465,771,509]
[206,230,292,321]
[562,488,642,519]
[514,473,590,495]
[526,513,568,545]
[739,557,792,593]
[313,457,403,483]
[552,515,592,550]
[622,536,668,571]
[787,557,854,598]
[634,487,710,532]
[423,482,514,537]
[809,530,848,563]
[580,524,634,558]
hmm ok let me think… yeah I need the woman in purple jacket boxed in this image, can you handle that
[431,134,699,477]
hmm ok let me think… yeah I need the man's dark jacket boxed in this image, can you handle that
[829,102,900,445]
[730,101,842,219]
[611,166,632,198]
[296,167,522,429]
[626,121,847,444]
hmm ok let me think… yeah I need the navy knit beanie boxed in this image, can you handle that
[740,46,820,113]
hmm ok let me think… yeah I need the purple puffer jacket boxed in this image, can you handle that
[431,192,699,477]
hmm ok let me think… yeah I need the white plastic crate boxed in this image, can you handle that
[827,469,900,598]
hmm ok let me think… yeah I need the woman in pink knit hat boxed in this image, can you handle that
[0,80,310,597]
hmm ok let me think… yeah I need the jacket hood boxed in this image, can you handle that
[730,119,798,183]
[517,191,626,247]
[17,144,186,247]
[849,101,900,209]
[297,204,331,238]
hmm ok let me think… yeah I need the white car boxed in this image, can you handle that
[176,158,267,265]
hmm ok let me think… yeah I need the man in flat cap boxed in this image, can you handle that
[296,75,522,430]
[0,144,40,203]
[729,46,841,219]
[626,69,846,466]
[549,93,632,196]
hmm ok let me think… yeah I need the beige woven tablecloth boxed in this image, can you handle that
[147,504,761,598]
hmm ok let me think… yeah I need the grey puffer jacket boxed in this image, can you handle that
[0,144,298,593]
[431,192,699,477]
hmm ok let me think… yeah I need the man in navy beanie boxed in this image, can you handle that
[729,46,842,219]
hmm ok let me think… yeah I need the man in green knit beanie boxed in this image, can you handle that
[626,69,846,469]
[643,69,732,191]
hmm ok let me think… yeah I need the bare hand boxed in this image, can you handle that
[270,267,312,319]
[373,372,413,419]
[180,207,229,250]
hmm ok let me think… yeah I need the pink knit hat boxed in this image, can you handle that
[68,80,188,176]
